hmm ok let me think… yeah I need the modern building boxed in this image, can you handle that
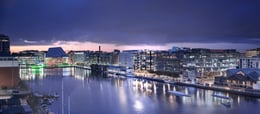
[132,50,182,77]
[111,49,120,65]
[179,48,240,77]
[119,50,138,68]
[240,57,260,69]
[14,50,45,65]
[45,47,68,66]
[84,50,119,65]
[154,51,182,75]
[246,48,260,57]
[0,56,19,88]
[133,50,156,71]
[0,35,19,88]
[68,51,87,65]
[85,51,99,65]
[0,34,10,56]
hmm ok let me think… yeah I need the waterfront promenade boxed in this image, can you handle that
[115,72,260,98]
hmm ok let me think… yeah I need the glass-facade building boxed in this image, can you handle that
[179,48,240,77]
[0,34,10,56]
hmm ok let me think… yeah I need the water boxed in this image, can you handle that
[21,68,260,114]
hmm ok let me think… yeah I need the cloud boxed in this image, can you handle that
[23,40,38,44]
[0,0,260,48]
[10,40,260,53]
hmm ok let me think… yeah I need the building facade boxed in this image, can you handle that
[0,34,10,56]
[240,57,260,69]
[179,49,240,77]
[246,48,260,57]
[45,47,68,66]
[68,51,86,65]
[215,69,260,89]
[154,51,182,74]
[132,50,182,76]
[133,50,156,71]
[14,50,45,65]
[0,35,19,88]
[119,50,138,68]
[84,50,119,65]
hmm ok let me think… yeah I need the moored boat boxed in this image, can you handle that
[168,90,191,97]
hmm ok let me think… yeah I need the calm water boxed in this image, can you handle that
[20,68,260,114]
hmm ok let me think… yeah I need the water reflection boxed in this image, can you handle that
[20,68,260,114]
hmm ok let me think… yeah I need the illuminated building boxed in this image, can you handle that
[119,50,138,68]
[215,69,260,89]
[68,49,119,66]
[0,34,10,56]
[154,51,182,75]
[134,50,156,71]
[179,48,240,77]
[14,50,45,65]
[240,57,260,69]
[0,35,19,88]
[0,57,19,88]
[112,49,120,65]
[45,47,68,66]
[132,50,181,76]
[68,51,87,65]
[84,50,119,65]
[245,48,260,57]
[85,46,119,65]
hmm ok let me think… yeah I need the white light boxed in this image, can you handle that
[133,100,144,111]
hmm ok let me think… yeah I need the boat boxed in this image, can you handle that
[52,92,60,98]
[168,90,191,97]
[40,98,52,105]
[41,104,49,112]
[125,73,135,77]
[212,93,232,107]
[34,92,43,97]
[211,94,231,99]
[221,101,231,107]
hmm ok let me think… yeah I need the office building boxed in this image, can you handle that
[68,51,87,65]
[134,50,156,71]
[240,57,260,69]
[14,50,45,65]
[154,51,182,75]
[246,48,260,57]
[119,50,139,68]
[0,35,19,88]
[0,34,10,56]
[180,48,240,77]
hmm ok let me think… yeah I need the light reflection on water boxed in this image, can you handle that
[20,68,260,114]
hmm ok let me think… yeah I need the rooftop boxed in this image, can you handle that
[46,47,67,58]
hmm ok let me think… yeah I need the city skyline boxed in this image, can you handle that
[1,0,260,52]
[1,1,260,113]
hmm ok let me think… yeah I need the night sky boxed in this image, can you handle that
[0,0,260,52]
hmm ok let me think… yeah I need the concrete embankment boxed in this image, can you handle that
[175,82,260,98]
[118,74,260,98]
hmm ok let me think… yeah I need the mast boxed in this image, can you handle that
[62,79,64,114]
[68,96,71,114]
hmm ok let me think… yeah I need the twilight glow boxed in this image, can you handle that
[11,41,259,53]
[1,0,260,52]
